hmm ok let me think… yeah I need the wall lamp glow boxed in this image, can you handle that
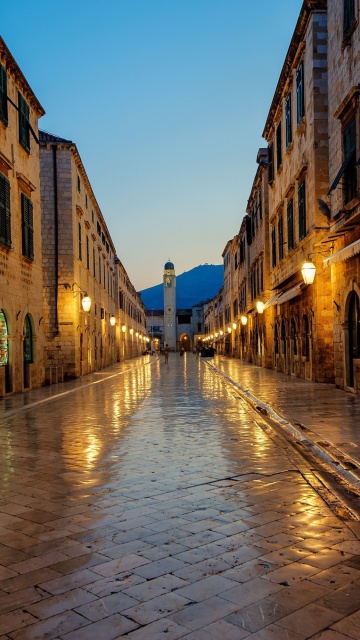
[110,315,116,326]
[301,259,316,285]
[256,301,265,314]
[241,315,248,326]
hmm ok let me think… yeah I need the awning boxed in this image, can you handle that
[277,283,304,304]
[264,283,304,309]
[323,238,360,267]
[263,294,281,309]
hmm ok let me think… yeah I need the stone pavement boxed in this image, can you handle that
[0,353,359,639]
[208,356,360,494]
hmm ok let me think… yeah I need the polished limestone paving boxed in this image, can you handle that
[0,354,359,639]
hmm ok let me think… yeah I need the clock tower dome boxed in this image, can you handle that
[163,260,176,351]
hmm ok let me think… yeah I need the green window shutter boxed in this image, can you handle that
[344,119,356,157]
[0,173,11,247]
[0,65,8,125]
[19,93,30,152]
[21,193,34,259]
[298,181,306,241]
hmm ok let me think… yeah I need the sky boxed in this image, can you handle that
[1,0,303,291]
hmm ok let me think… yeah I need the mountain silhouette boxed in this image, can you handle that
[139,264,223,310]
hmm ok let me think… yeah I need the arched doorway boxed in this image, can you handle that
[0,309,10,393]
[179,333,190,352]
[23,314,33,389]
[348,291,360,388]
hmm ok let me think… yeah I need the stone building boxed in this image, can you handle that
[40,131,119,380]
[116,257,147,360]
[0,37,46,396]
[325,0,360,391]
[262,0,333,383]
[245,148,271,368]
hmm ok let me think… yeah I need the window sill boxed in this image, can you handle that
[343,195,360,212]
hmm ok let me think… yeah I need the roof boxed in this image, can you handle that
[263,0,327,140]
[39,131,73,145]
[0,36,45,117]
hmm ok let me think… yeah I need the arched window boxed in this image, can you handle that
[348,291,360,387]
[274,324,279,355]
[291,318,297,356]
[24,314,33,363]
[302,314,310,360]
[281,320,286,356]
[0,309,9,365]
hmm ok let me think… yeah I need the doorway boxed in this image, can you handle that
[348,291,360,388]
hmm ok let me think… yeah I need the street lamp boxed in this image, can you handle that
[241,315,248,326]
[301,259,316,284]
[81,295,91,312]
[110,315,116,326]
[256,301,265,314]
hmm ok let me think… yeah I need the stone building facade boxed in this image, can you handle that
[204,0,360,392]
[262,0,333,383]
[116,258,147,361]
[325,0,360,391]
[0,37,46,395]
[40,132,119,380]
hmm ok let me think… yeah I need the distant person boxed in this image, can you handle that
[180,347,185,357]
[164,343,169,364]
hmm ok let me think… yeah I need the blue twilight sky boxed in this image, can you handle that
[1,0,302,291]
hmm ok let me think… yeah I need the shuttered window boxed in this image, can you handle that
[276,123,282,170]
[19,93,30,152]
[21,194,34,259]
[0,173,11,248]
[344,119,357,204]
[343,0,356,35]
[278,215,284,261]
[268,142,274,184]
[271,226,276,268]
[0,64,8,126]
[287,199,294,251]
[298,180,306,241]
[296,62,305,126]
[285,93,292,148]
[78,223,82,260]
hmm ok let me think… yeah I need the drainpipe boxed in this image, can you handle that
[52,144,59,335]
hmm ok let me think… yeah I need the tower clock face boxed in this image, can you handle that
[166,305,174,314]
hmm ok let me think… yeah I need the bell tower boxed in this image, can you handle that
[163,260,176,351]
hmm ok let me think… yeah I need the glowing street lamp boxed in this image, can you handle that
[301,259,316,285]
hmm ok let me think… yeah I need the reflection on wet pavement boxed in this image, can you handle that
[0,353,359,639]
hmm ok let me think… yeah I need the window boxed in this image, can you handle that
[287,199,294,251]
[296,62,305,126]
[0,173,11,248]
[258,190,263,221]
[19,93,30,152]
[77,175,81,192]
[268,142,274,184]
[85,194,88,208]
[343,0,356,35]
[298,180,306,241]
[92,209,94,223]
[86,235,90,269]
[276,122,282,170]
[271,226,276,268]
[343,118,357,204]
[93,247,96,277]
[0,64,8,126]
[78,223,82,260]
[99,256,101,283]
[285,93,292,148]
[21,194,34,259]
[278,215,284,261]
[97,221,101,236]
